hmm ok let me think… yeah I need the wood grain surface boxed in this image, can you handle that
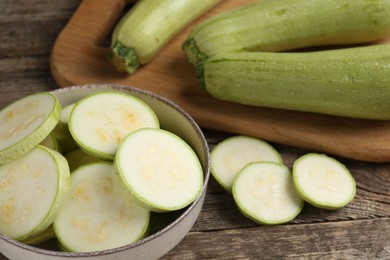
[0,1,389,259]
[49,0,390,162]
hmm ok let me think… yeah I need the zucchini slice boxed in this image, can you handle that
[64,148,103,172]
[293,153,356,209]
[210,136,282,192]
[0,145,70,241]
[53,103,78,154]
[40,132,61,152]
[115,128,203,212]
[20,225,56,245]
[233,162,304,225]
[69,91,159,160]
[0,92,61,164]
[54,162,150,252]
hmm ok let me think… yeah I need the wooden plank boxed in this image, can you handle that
[50,0,390,162]
[0,0,81,58]
[162,218,390,259]
[0,0,80,15]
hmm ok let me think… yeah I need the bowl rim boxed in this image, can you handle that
[0,83,210,257]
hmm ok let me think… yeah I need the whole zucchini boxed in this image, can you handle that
[200,44,390,120]
[183,0,390,67]
[109,0,221,74]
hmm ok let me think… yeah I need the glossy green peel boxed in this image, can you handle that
[184,0,390,67]
[201,44,390,119]
[109,0,222,73]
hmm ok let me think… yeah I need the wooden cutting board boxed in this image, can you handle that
[50,0,390,162]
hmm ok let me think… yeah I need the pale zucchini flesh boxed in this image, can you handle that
[201,44,390,120]
[210,135,282,192]
[293,153,356,209]
[109,0,222,73]
[0,145,70,241]
[183,0,390,66]
[54,162,150,252]
[0,92,61,164]
[233,162,304,225]
[115,128,203,212]
[69,91,159,160]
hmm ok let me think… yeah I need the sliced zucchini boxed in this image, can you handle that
[69,91,159,160]
[52,103,78,153]
[115,128,203,212]
[293,153,356,209]
[64,148,103,172]
[0,92,61,164]
[54,162,150,252]
[0,145,70,241]
[60,103,75,125]
[210,135,282,192]
[40,132,61,152]
[20,225,56,245]
[233,162,304,225]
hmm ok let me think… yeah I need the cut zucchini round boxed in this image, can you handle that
[0,92,61,164]
[115,128,203,212]
[233,162,304,225]
[69,91,159,160]
[0,145,70,241]
[52,103,78,153]
[54,162,150,252]
[60,103,75,124]
[64,148,103,172]
[210,135,282,192]
[20,225,56,245]
[293,153,356,209]
[40,132,61,152]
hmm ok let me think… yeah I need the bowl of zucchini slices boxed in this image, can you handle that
[0,84,209,260]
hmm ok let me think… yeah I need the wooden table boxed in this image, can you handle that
[0,1,389,259]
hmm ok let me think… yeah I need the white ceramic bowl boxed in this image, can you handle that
[0,84,210,260]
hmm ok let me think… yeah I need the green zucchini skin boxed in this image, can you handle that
[201,44,390,120]
[109,0,221,74]
[183,0,390,66]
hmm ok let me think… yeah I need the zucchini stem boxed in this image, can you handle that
[108,40,140,74]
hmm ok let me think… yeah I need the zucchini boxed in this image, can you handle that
[199,44,390,120]
[0,92,61,164]
[64,148,103,172]
[109,0,221,73]
[232,162,304,225]
[54,162,150,252]
[183,0,390,67]
[53,103,78,154]
[293,153,356,210]
[115,128,203,212]
[0,145,70,241]
[210,135,282,193]
[68,91,159,160]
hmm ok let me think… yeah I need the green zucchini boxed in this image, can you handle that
[199,44,390,120]
[293,153,356,210]
[233,162,304,225]
[210,135,282,193]
[109,0,221,74]
[183,0,390,67]
[0,92,61,164]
